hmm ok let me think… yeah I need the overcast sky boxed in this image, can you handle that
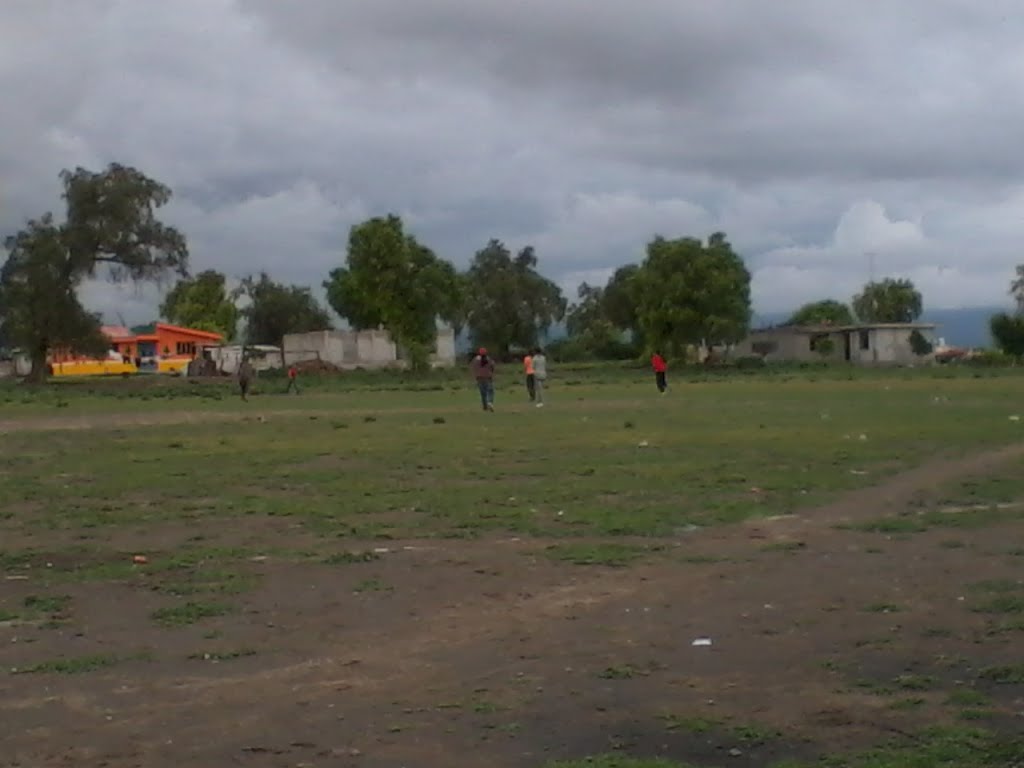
[3,0,1023,323]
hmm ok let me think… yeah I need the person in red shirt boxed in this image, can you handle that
[286,364,300,394]
[651,352,668,394]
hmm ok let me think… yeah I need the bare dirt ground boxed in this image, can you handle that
[3,444,1024,767]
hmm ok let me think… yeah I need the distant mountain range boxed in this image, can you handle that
[455,306,1006,352]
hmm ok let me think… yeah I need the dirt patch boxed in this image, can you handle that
[4,448,1024,767]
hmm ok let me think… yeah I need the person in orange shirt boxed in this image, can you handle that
[523,352,536,402]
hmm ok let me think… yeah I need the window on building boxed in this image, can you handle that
[859,330,870,350]
[176,341,196,356]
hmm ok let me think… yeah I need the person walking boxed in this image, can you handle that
[531,347,547,407]
[523,351,536,402]
[238,358,254,402]
[285,364,300,394]
[651,351,668,394]
[470,348,496,411]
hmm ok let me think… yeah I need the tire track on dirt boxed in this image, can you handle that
[748,440,1024,538]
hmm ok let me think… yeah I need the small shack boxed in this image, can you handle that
[734,322,938,365]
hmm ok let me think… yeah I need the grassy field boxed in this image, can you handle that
[2,367,1024,766]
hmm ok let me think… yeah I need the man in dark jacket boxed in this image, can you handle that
[470,348,496,411]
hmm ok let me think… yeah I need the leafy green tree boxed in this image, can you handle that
[236,272,330,349]
[565,282,622,359]
[852,278,923,323]
[463,240,566,356]
[990,312,1024,358]
[633,231,751,356]
[0,217,110,376]
[324,214,462,370]
[787,299,854,326]
[603,265,640,327]
[0,164,188,380]
[159,269,238,340]
[811,335,836,358]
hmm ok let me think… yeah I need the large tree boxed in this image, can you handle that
[787,299,855,326]
[324,214,462,370]
[463,240,566,356]
[0,216,110,376]
[236,272,331,348]
[0,164,188,380]
[602,263,644,346]
[852,278,923,323]
[991,264,1024,358]
[633,232,751,356]
[991,312,1024,358]
[565,282,621,356]
[160,269,238,340]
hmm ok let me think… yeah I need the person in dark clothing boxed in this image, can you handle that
[238,359,254,402]
[470,348,496,411]
[651,352,668,394]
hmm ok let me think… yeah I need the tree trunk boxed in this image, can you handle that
[26,345,49,384]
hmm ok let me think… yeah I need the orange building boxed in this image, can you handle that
[50,322,223,376]
[104,323,223,361]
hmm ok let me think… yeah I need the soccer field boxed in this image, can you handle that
[2,369,1024,766]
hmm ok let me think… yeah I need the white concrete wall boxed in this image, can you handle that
[735,330,837,362]
[282,328,456,369]
[863,327,936,365]
[209,346,281,374]
[430,327,457,367]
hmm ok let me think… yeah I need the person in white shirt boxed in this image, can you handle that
[531,347,547,407]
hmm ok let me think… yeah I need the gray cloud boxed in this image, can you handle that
[2,0,1024,325]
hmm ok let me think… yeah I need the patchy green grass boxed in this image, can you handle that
[977,664,1024,684]
[5,372,1024,767]
[972,595,1024,615]
[545,542,655,567]
[323,550,381,565]
[187,648,257,662]
[4,374,1024,545]
[353,578,392,593]
[12,653,135,675]
[150,601,232,628]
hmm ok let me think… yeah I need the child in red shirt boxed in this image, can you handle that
[651,353,668,394]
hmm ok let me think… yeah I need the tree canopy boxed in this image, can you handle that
[562,282,628,359]
[991,264,1024,358]
[0,163,189,379]
[237,272,331,347]
[852,278,923,323]
[787,299,854,327]
[324,214,462,369]
[0,216,110,373]
[463,240,566,356]
[633,232,751,355]
[159,269,238,340]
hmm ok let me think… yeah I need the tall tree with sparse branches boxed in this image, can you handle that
[0,164,188,380]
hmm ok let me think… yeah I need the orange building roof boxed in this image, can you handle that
[154,323,223,341]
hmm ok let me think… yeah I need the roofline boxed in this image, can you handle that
[154,322,223,340]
